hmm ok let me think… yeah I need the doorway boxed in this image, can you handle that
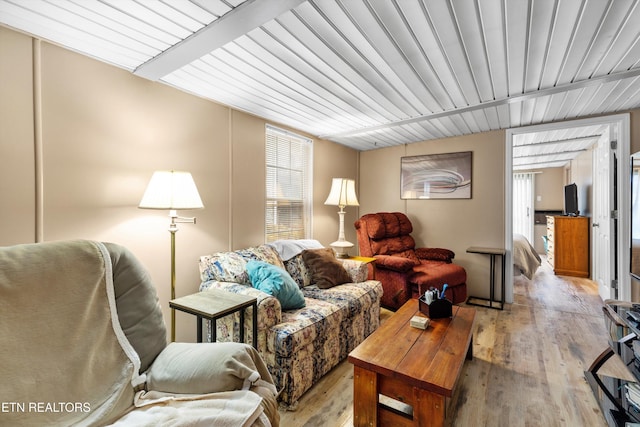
[505,114,631,304]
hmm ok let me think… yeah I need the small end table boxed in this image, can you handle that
[466,246,506,310]
[170,289,258,348]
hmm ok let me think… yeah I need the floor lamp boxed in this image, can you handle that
[324,178,359,258]
[139,170,204,342]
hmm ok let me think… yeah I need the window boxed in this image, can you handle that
[513,172,535,243]
[265,125,312,243]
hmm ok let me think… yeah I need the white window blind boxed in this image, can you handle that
[513,172,535,243]
[265,125,312,243]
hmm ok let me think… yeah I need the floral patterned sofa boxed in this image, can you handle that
[198,241,383,408]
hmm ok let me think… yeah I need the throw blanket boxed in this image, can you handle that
[1,241,273,427]
[112,390,268,427]
[0,240,142,426]
[117,341,277,426]
[268,239,323,261]
[513,234,542,280]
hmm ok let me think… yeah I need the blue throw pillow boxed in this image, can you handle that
[246,260,306,310]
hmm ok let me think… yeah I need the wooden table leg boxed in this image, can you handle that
[414,387,445,427]
[353,366,378,427]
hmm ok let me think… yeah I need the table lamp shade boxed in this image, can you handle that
[139,171,204,210]
[324,178,359,207]
[325,178,359,258]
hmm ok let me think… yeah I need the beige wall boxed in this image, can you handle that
[0,28,34,244]
[359,131,505,299]
[0,27,359,342]
[567,148,594,217]
[535,168,564,210]
[314,138,361,246]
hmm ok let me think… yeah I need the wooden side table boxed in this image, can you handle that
[346,256,377,279]
[170,289,258,348]
[466,246,506,310]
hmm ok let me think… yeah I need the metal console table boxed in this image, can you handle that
[466,246,506,310]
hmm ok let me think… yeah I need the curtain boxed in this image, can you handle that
[513,173,535,243]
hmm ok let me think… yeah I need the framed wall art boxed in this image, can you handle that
[401,151,472,199]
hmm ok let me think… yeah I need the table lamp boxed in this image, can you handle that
[139,170,204,342]
[324,178,359,258]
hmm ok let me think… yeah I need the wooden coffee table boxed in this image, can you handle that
[348,299,475,427]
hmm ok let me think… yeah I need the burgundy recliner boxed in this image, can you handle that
[354,212,467,311]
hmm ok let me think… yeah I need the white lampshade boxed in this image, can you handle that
[324,178,359,207]
[324,178,359,258]
[139,170,204,210]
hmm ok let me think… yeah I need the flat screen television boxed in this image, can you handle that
[564,183,579,216]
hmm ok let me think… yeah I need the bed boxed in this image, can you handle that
[513,233,542,280]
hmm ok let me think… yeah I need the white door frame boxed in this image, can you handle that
[504,113,631,303]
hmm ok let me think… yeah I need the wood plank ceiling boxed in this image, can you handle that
[1,0,640,166]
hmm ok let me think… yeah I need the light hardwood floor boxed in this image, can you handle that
[279,259,627,426]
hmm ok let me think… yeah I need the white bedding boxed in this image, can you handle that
[268,239,323,260]
[513,234,542,280]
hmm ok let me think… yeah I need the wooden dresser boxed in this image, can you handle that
[546,215,590,277]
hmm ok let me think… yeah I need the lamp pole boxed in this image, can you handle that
[168,209,197,342]
[169,210,178,342]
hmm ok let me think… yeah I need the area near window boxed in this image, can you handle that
[513,172,535,244]
[265,124,313,243]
